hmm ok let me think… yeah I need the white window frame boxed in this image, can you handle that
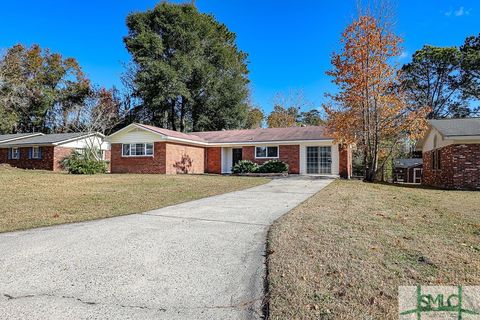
[32,146,40,159]
[121,143,154,157]
[255,146,279,159]
[11,147,19,159]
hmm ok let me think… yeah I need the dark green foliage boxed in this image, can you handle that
[298,109,325,126]
[61,151,108,175]
[401,45,463,119]
[460,34,480,102]
[232,160,259,174]
[231,159,289,174]
[0,44,91,133]
[124,3,250,132]
[257,160,289,173]
[401,39,480,118]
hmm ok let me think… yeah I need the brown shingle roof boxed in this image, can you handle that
[0,133,43,144]
[0,132,99,146]
[429,118,480,137]
[190,126,332,143]
[128,123,332,144]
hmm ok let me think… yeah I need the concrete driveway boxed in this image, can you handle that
[0,176,333,320]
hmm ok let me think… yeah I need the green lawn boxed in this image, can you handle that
[267,180,480,319]
[0,165,268,233]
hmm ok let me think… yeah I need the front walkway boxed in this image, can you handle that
[0,176,333,320]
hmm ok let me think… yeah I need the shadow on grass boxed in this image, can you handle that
[375,181,454,191]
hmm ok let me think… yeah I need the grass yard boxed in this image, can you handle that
[0,166,268,233]
[267,180,480,319]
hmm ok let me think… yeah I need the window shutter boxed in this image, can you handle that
[28,147,32,159]
[7,148,11,160]
[437,150,441,170]
[38,147,42,159]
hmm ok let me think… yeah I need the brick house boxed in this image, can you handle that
[0,132,110,171]
[417,118,480,190]
[107,123,353,177]
[393,158,423,184]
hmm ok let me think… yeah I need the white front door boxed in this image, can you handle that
[221,147,233,174]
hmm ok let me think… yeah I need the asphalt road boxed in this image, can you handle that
[0,176,333,320]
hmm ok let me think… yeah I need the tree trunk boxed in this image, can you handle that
[170,100,176,131]
[180,97,186,132]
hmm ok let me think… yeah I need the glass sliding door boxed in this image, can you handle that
[306,146,332,174]
[319,146,332,174]
[306,147,319,174]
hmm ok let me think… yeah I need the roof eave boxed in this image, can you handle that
[444,134,480,140]
[53,132,105,146]
[0,133,44,144]
[208,138,335,147]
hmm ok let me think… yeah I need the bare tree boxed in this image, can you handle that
[65,87,132,161]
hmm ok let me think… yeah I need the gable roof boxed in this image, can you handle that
[191,126,331,143]
[0,133,43,143]
[0,132,100,147]
[429,118,480,137]
[393,158,423,169]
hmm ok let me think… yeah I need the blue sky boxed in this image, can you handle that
[1,0,478,113]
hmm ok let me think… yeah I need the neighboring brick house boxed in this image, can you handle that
[393,158,423,184]
[0,132,110,171]
[417,118,480,190]
[107,123,353,177]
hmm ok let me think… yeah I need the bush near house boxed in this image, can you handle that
[257,160,289,173]
[232,160,259,174]
[232,159,289,174]
[61,150,108,174]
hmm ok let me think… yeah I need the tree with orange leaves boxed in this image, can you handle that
[324,9,429,182]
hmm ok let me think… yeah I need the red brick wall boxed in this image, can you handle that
[0,146,57,171]
[104,149,111,172]
[241,145,300,174]
[423,144,480,190]
[423,145,455,189]
[452,144,480,190]
[242,146,255,164]
[165,142,205,174]
[110,142,167,174]
[0,148,7,164]
[53,147,75,171]
[339,144,352,179]
[205,147,221,174]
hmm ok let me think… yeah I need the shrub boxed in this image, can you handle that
[232,160,259,174]
[257,160,289,173]
[62,150,108,174]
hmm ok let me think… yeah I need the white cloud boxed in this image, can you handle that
[398,51,409,60]
[445,6,471,17]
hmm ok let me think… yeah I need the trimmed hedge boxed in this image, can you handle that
[61,151,108,174]
[257,160,289,173]
[232,159,289,174]
[232,160,259,174]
